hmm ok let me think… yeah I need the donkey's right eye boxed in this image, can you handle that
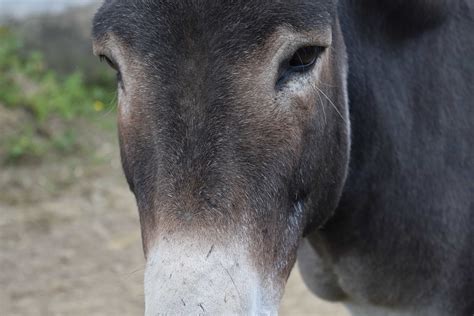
[99,55,122,84]
[100,55,119,71]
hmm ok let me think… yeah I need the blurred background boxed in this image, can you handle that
[0,1,349,315]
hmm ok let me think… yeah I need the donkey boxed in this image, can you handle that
[92,0,473,315]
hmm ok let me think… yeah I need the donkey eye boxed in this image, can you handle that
[99,54,122,83]
[99,54,118,71]
[276,45,325,87]
[288,46,324,72]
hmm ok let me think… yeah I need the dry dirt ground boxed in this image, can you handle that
[0,122,349,316]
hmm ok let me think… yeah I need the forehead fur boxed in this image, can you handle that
[93,0,335,57]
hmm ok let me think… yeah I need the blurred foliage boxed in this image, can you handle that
[0,26,116,164]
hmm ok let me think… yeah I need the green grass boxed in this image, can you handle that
[0,26,117,164]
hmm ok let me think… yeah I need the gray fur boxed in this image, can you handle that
[92,0,473,314]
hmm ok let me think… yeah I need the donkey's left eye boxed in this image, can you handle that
[276,45,325,87]
[288,46,324,72]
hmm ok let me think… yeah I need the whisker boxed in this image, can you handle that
[313,84,346,123]
[317,80,337,88]
[313,85,327,126]
[103,93,118,117]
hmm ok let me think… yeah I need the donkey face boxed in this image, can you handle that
[93,0,350,313]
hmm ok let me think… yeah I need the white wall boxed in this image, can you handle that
[0,0,98,18]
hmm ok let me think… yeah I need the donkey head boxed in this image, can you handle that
[93,0,350,313]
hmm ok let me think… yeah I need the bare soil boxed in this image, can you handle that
[0,115,348,316]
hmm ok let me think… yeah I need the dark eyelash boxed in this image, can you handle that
[99,55,118,70]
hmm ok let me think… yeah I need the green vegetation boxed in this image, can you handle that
[0,27,116,164]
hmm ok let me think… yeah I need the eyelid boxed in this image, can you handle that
[279,45,326,71]
[279,28,332,62]
[276,46,322,81]
[99,54,118,69]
